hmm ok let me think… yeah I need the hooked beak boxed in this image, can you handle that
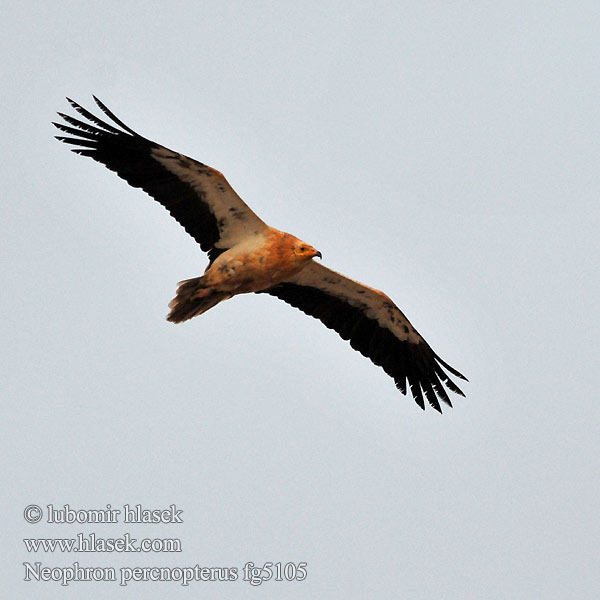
[314,250,322,259]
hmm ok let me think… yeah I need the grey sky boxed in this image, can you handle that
[2,1,599,598]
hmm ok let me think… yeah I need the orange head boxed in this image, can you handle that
[293,241,322,261]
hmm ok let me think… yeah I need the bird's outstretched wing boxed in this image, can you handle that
[53,97,268,262]
[263,261,467,412]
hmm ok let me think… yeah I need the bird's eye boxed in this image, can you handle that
[300,246,306,252]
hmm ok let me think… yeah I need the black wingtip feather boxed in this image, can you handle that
[421,378,442,413]
[436,354,468,381]
[92,95,140,136]
[410,381,426,411]
[66,97,123,134]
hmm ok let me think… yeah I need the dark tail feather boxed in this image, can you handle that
[167,277,230,323]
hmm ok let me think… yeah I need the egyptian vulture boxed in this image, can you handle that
[54,97,467,411]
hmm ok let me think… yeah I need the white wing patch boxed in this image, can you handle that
[151,147,268,249]
[288,261,424,344]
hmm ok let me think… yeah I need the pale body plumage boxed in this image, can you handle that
[170,229,321,321]
[203,229,319,294]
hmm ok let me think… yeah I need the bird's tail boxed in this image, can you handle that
[167,277,230,323]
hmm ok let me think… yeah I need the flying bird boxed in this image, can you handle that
[54,97,467,411]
